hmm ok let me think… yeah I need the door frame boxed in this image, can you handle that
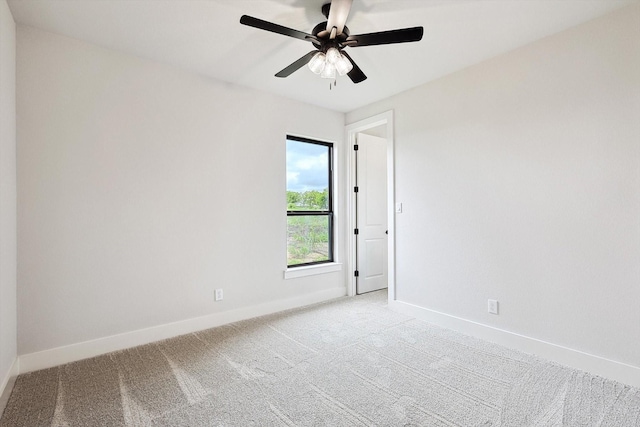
[345,110,395,300]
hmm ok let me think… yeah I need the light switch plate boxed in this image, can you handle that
[488,299,498,315]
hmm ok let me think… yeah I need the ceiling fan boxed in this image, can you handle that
[240,0,424,84]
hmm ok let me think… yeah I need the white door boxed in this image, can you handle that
[356,133,388,294]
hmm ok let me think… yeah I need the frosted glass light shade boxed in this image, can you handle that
[308,52,326,74]
[335,54,353,76]
[320,62,336,79]
[325,47,341,64]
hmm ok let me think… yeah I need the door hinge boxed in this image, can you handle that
[354,186,359,193]
[354,270,359,277]
[354,228,359,235]
[354,144,359,151]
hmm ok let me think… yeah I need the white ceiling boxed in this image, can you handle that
[7,0,636,112]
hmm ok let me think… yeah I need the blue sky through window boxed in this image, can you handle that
[286,139,329,193]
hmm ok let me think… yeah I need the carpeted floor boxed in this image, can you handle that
[1,290,639,426]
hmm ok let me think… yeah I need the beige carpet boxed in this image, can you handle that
[1,291,639,426]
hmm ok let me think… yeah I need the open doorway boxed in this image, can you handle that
[346,111,395,299]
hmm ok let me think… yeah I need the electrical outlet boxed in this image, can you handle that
[215,289,223,301]
[488,299,498,315]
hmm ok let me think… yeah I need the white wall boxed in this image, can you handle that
[348,5,640,372]
[17,26,345,358]
[0,0,17,396]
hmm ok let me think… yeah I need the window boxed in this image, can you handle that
[286,136,334,267]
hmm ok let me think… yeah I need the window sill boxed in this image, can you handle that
[284,263,343,280]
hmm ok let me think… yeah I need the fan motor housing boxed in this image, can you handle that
[311,22,350,50]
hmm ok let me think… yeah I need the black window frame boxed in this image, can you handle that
[286,135,334,268]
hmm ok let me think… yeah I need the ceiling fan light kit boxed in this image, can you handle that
[325,47,341,64]
[334,55,353,76]
[321,62,337,79]
[240,0,424,85]
[308,48,353,78]
[308,52,327,74]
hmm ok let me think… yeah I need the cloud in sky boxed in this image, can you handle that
[286,140,329,193]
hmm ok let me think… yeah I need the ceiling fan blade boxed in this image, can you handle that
[326,0,353,37]
[341,51,367,84]
[346,27,424,47]
[275,51,318,78]
[240,15,313,41]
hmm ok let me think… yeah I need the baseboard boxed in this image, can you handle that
[19,287,346,374]
[389,300,640,388]
[0,358,19,415]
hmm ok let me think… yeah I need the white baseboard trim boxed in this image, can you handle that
[0,357,19,414]
[389,300,640,388]
[19,287,347,374]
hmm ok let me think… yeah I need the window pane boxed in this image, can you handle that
[287,215,330,266]
[286,140,329,211]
